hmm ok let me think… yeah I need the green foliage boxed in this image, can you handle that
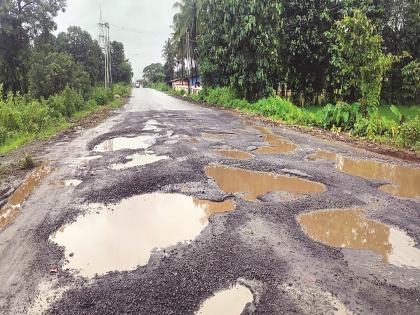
[401,60,420,103]
[198,0,282,101]
[142,63,165,85]
[112,83,132,98]
[321,102,361,131]
[28,52,91,99]
[389,105,403,124]
[330,9,393,108]
[397,116,420,149]
[91,87,114,106]
[110,41,133,84]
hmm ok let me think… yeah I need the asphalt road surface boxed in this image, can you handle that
[0,88,419,314]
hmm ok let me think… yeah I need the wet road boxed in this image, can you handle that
[0,88,419,314]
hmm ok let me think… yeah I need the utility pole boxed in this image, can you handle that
[99,7,112,89]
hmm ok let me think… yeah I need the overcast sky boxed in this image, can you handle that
[55,0,176,80]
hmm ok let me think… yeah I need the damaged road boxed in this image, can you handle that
[0,88,419,314]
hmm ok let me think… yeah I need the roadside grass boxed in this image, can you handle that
[151,84,419,152]
[0,84,131,155]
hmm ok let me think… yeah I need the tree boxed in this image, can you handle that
[142,63,165,84]
[162,39,176,82]
[280,0,344,105]
[0,0,66,94]
[198,0,282,101]
[110,41,133,84]
[56,26,103,86]
[330,9,393,109]
[28,52,90,99]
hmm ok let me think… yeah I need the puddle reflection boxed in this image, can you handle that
[50,194,236,277]
[202,133,234,141]
[254,126,297,154]
[196,284,253,315]
[93,135,157,152]
[310,150,420,198]
[205,165,325,201]
[0,164,52,229]
[299,208,420,268]
[110,153,169,170]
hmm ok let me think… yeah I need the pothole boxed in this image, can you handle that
[110,153,169,170]
[205,165,326,201]
[215,150,253,160]
[0,164,52,229]
[298,208,420,269]
[254,126,297,154]
[309,150,420,198]
[196,284,254,315]
[143,119,162,132]
[50,194,236,277]
[93,135,157,152]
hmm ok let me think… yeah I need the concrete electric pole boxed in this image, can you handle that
[99,8,112,89]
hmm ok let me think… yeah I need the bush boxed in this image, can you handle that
[112,83,132,97]
[0,125,6,145]
[398,116,420,149]
[91,87,113,106]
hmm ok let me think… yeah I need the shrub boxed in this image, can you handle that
[397,116,420,150]
[112,83,132,97]
[321,102,361,131]
[91,87,113,106]
[0,125,6,145]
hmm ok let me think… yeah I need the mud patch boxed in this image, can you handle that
[0,164,52,229]
[310,150,420,198]
[196,284,254,315]
[50,194,236,277]
[298,208,420,269]
[93,135,157,152]
[254,126,297,154]
[215,150,253,160]
[110,153,169,170]
[205,165,326,201]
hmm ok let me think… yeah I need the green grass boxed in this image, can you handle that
[0,99,124,155]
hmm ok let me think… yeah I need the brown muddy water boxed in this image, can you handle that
[50,194,236,277]
[50,180,82,188]
[215,150,253,160]
[310,150,420,198]
[205,165,326,201]
[93,135,157,152]
[196,284,253,315]
[0,164,52,229]
[110,153,169,170]
[254,126,297,154]
[299,208,420,269]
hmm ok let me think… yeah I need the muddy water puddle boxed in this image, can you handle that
[299,208,420,269]
[50,179,82,188]
[215,150,253,160]
[253,125,296,154]
[310,150,420,198]
[205,165,325,201]
[0,164,52,229]
[50,194,235,277]
[196,284,253,315]
[93,135,157,152]
[110,153,169,170]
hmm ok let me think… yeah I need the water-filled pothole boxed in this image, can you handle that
[309,150,420,198]
[93,135,157,152]
[50,194,236,277]
[215,150,253,160]
[110,153,169,170]
[205,165,326,201]
[143,119,162,132]
[196,284,253,315]
[0,164,52,229]
[298,208,420,269]
[254,126,297,154]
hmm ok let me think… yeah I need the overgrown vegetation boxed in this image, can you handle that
[0,1,134,153]
[0,83,131,153]
[152,84,419,151]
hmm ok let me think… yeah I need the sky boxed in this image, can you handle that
[55,0,177,80]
